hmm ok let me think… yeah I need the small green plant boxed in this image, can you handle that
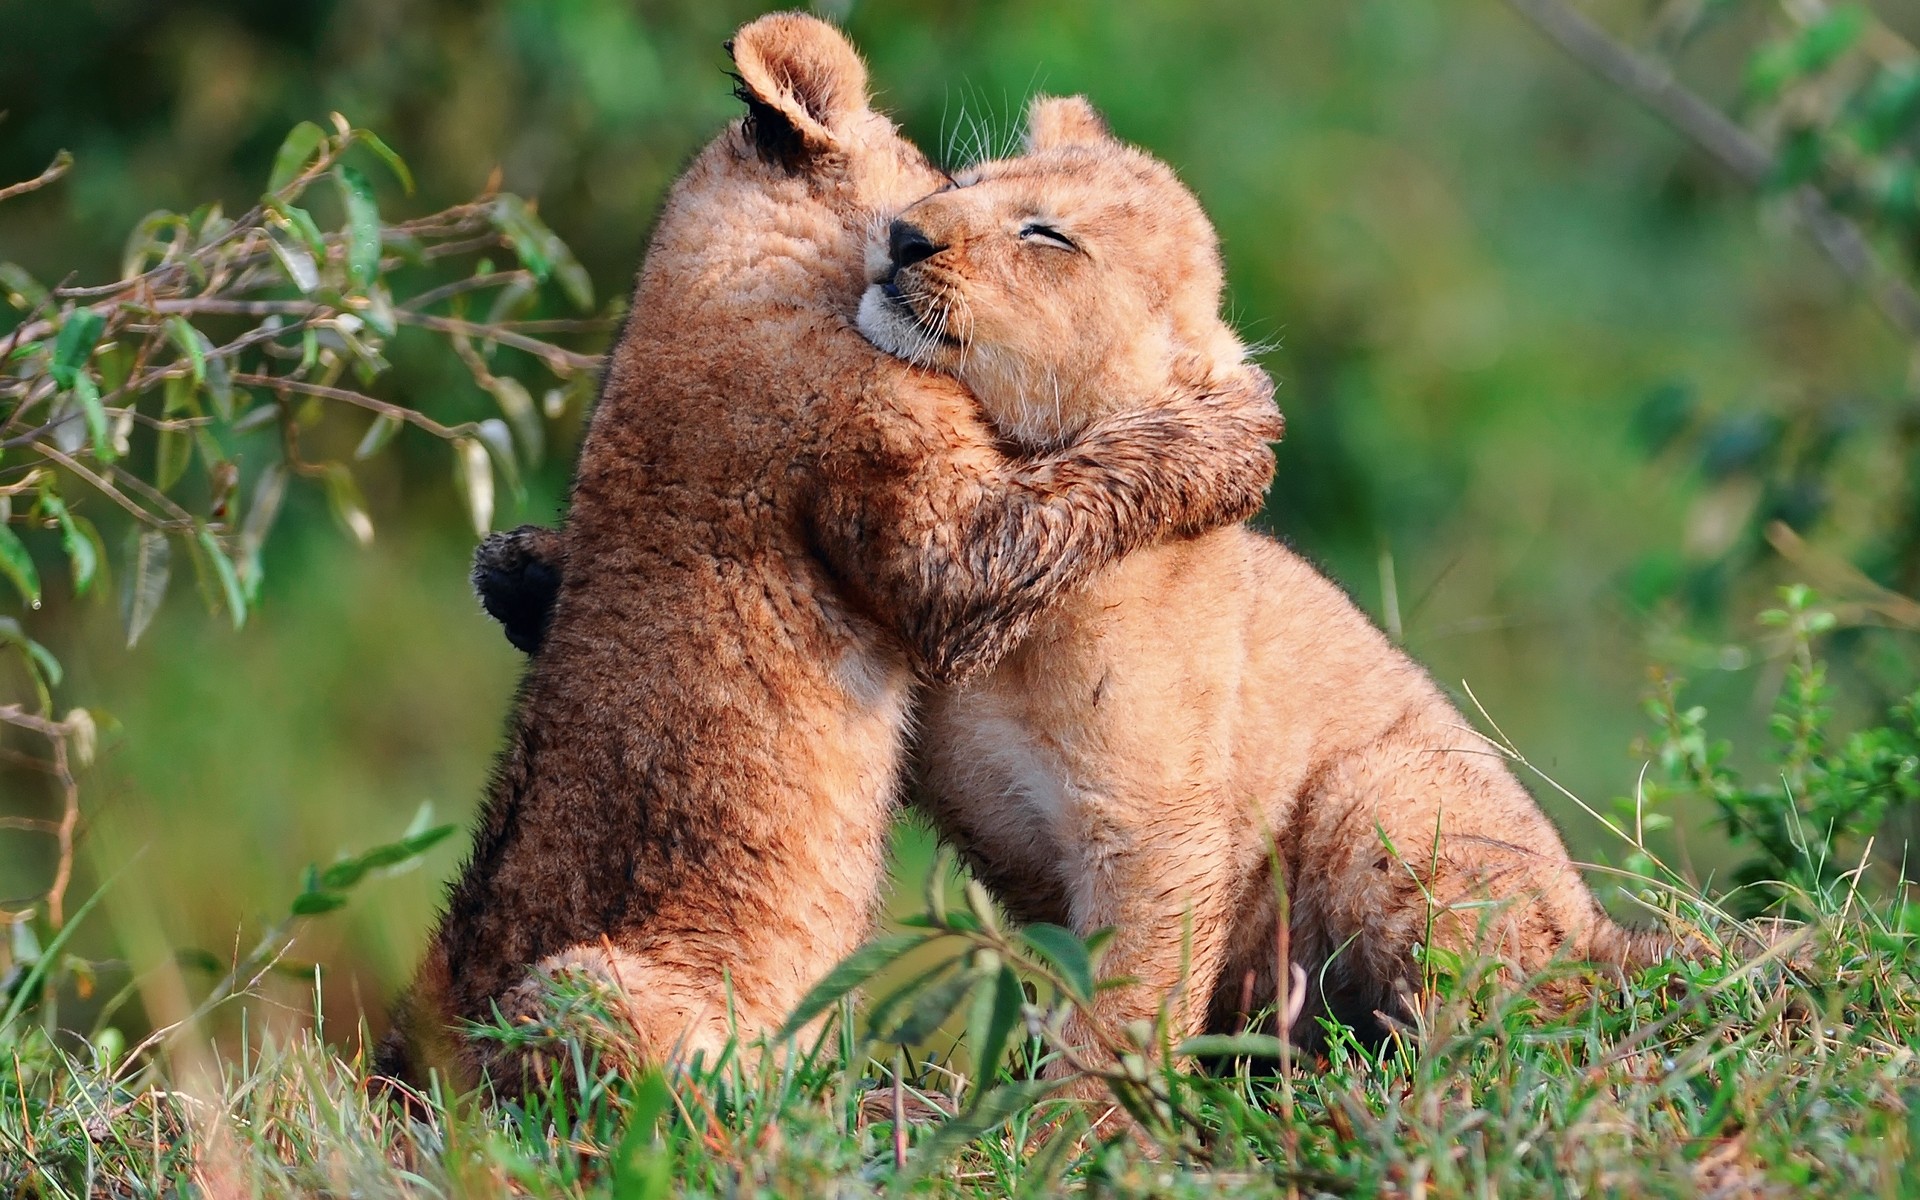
[1637,586,1919,910]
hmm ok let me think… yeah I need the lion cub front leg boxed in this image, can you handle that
[1046,804,1240,1118]
[814,371,1280,685]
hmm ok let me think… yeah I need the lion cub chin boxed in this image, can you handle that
[858,95,1675,1057]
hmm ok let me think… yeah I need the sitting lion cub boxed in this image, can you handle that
[860,95,1673,1053]
[476,96,1673,1061]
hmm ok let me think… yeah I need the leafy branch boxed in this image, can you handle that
[0,115,612,1038]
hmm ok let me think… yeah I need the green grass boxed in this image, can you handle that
[4,862,1914,1199]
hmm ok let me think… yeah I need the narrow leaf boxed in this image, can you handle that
[882,967,977,1046]
[268,121,327,194]
[195,527,247,630]
[0,525,40,609]
[354,412,402,460]
[40,495,97,595]
[352,128,415,194]
[453,437,494,535]
[122,530,171,647]
[474,417,522,496]
[776,933,930,1041]
[74,374,114,463]
[319,859,368,890]
[50,310,105,389]
[290,891,347,917]
[489,195,555,280]
[322,464,375,546]
[333,165,382,289]
[1020,923,1096,1001]
[400,823,458,855]
[164,316,206,383]
[965,964,1024,1095]
[267,224,321,294]
[1174,1032,1288,1059]
[238,462,289,595]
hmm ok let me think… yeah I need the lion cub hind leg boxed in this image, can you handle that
[1287,710,1673,1038]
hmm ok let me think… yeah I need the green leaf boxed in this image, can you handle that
[353,413,403,460]
[882,966,976,1046]
[50,309,105,389]
[238,462,289,597]
[0,618,61,690]
[39,494,97,596]
[290,891,347,917]
[1174,1032,1287,1059]
[175,947,223,974]
[1855,65,1920,151]
[164,316,206,383]
[0,263,48,311]
[121,530,171,648]
[195,527,247,630]
[1019,923,1095,1001]
[268,121,328,194]
[357,826,455,870]
[1769,127,1825,192]
[319,859,367,890]
[401,823,457,855]
[73,373,114,463]
[275,202,328,260]
[0,882,108,1032]
[267,223,321,294]
[333,165,382,290]
[0,524,41,609]
[321,464,374,546]
[964,963,1024,1093]
[484,375,544,464]
[1794,5,1868,75]
[453,437,494,535]
[489,195,555,281]
[776,932,930,1041]
[352,128,415,194]
[474,417,523,498]
[611,1070,675,1200]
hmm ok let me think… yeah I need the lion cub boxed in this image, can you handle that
[380,21,1280,1091]
[857,96,1672,1053]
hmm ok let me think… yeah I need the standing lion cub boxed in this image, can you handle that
[381,18,1280,1090]
[477,96,1672,1062]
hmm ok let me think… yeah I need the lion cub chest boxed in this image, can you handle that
[919,532,1263,892]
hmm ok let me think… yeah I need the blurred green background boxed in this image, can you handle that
[3,0,1916,1039]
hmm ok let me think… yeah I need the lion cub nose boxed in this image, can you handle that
[888,220,941,269]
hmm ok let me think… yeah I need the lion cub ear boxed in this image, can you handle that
[1024,95,1115,153]
[728,13,871,168]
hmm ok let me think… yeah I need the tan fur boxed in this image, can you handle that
[378,24,1280,1092]
[864,97,1672,1062]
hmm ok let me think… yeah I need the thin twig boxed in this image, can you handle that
[229,372,469,441]
[396,311,602,375]
[29,443,188,531]
[1505,0,1920,342]
[0,151,74,205]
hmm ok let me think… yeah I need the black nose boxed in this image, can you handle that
[889,220,939,268]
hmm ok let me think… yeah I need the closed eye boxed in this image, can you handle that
[1019,222,1078,252]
